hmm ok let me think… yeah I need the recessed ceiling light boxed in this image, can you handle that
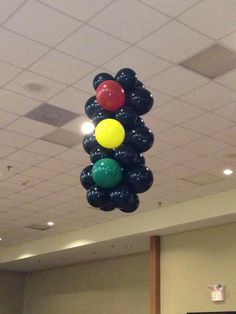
[223,168,233,176]
[0,237,2,241]
[23,81,47,93]
[47,221,55,226]
[81,121,95,134]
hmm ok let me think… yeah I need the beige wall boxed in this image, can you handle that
[0,271,25,314]
[23,253,150,314]
[22,223,236,314]
[161,223,236,314]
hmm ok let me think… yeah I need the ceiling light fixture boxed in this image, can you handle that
[0,237,2,241]
[223,168,233,176]
[47,221,55,226]
[81,121,95,134]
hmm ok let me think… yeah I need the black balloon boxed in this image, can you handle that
[115,68,137,92]
[136,80,145,88]
[110,185,133,208]
[90,146,113,163]
[100,201,116,212]
[86,185,108,208]
[85,96,100,119]
[93,72,114,90]
[125,166,153,193]
[83,134,98,154]
[134,153,145,166]
[135,116,145,128]
[114,144,137,167]
[128,88,153,115]
[126,127,154,153]
[80,165,94,190]
[115,106,137,130]
[92,108,112,126]
[120,194,139,213]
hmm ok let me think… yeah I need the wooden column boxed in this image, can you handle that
[150,236,161,314]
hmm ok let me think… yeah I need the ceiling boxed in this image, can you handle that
[0,0,236,269]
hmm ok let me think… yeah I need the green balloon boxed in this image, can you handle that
[92,158,122,188]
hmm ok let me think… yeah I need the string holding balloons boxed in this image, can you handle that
[80,68,154,213]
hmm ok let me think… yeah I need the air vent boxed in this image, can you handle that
[26,224,51,231]
[25,103,79,127]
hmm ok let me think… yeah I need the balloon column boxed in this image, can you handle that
[80,68,154,213]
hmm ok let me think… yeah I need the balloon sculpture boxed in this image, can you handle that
[80,68,154,213]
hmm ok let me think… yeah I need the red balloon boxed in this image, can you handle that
[96,80,126,112]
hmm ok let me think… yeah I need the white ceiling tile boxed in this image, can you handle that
[212,126,236,145]
[140,0,200,17]
[50,174,79,186]
[20,187,52,197]
[157,147,200,164]
[0,181,26,193]
[205,177,236,193]
[6,71,66,101]
[66,167,85,177]
[73,68,110,93]
[181,82,236,110]
[0,130,34,148]
[0,28,49,67]
[7,117,56,138]
[178,0,236,39]
[138,21,212,63]
[0,159,32,173]
[103,47,171,80]
[6,174,42,187]
[187,156,226,171]
[58,25,129,66]
[0,89,40,116]
[155,141,177,153]
[7,150,48,166]
[208,146,236,163]
[55,149,86,166]
[31,197,60,208]
[144,115,173,133]
[39,0,113,21]
[89,0,169,43]
[216,68,236,91]
[0,0,25,23]
[5,0,81,46]
[149,89,173,106]
[161,165,200,179]
[0,110,19,128]
[0,61,21,87]
[220,31,236,52]
[38,158,77,172]
[156,99,205,124]
[30,50,95,85]
[45,191,73,203]
[35,181,69,192]
[183,112,235,135]
[23,140,67,157]
[148,157,176,172]
[183,137,230,155]
[146,65,209,97]
[0,145,16,158]
[49,87,91,115]
[22,166,58,180]
[159,126,202,145]
[215,102,236,122]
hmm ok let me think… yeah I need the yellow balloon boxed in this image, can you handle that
[95,118,125,149]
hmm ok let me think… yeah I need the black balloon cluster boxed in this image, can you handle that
[80,68,154,213]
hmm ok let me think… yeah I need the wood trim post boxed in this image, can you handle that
[150,236,161,314]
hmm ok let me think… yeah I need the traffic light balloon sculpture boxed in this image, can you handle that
[80,68,154,213]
